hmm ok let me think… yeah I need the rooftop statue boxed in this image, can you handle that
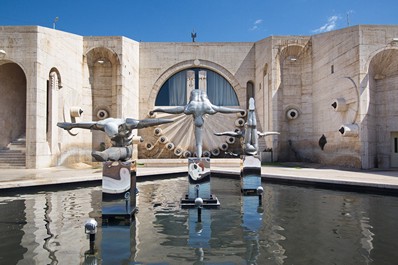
[150,89,245,158]
[215,98,279,156]
[57,117,173,161]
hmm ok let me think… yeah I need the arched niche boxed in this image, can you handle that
[46,67,62,154]
[0,62,27,149]
[367,48,398,168]
[84,47,120,152]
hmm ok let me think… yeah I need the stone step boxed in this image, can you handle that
[0,159,25,164]
[0,149,24,154]
[7,145,26,151]
[0,164,26,169]
[7,135,26,147]
[10,140,26,144]
[0,152,25,156]
[0,163,25,167]
[0,155,25,159]
[0,157,25,162]
[0,149,23,154]
[0,134,26,168]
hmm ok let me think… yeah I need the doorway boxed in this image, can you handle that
[391,132,398,167]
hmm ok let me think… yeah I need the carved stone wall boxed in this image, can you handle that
[1,25,398,168]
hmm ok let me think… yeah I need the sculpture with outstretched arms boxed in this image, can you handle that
[214,98,279,156]
[57,117,173,161]
[149,89,245,158]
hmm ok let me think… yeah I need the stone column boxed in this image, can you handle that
[198,70,207,92]
[186,70,195,102]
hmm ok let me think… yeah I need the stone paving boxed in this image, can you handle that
[0,161,398,192]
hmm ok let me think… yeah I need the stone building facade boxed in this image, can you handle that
[0,25,397,169]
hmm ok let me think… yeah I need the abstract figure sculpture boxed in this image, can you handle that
[215,98,279,197]
[58,116,174,222]
[57,117,173,161]
[150,89,245,157]
[215,98,279,156]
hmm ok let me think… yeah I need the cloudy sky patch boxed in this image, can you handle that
[312,15,339,33]
[249,19,263,31]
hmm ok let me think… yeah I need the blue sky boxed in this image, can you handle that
[1,0,397,42]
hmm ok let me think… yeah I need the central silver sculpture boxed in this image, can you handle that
[150,89,245,158]
[149,71,244,208]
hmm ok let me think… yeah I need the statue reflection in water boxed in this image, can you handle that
[150,89,245,158]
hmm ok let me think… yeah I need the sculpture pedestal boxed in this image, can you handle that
[181,157,220,208]
[241,155,262,195]
[102,160,137,224]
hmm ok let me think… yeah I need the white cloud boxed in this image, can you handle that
[312,15,339,33]
[249,19,263,31]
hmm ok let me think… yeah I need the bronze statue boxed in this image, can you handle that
[57,117,173,161]
[150,89,245,157]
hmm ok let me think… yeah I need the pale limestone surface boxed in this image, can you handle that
[1,25,398,169]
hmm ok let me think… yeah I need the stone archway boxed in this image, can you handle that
[84,47,120,153]
[276,43,313,162]
[140,60,245,159]
[147,59,244,113]
[367,48,398,168]
[0,62,26,149]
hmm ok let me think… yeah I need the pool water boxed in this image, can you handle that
[1,176,398,264]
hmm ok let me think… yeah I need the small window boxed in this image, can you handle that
[395,137,398,153]
[246,81,254,107]
[331,65,334,74]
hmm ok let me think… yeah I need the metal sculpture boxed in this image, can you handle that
[150,89,244,158]
[57,117,173,161]
[214,98,279,156]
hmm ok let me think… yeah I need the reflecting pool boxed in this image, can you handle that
[1,176,398,264]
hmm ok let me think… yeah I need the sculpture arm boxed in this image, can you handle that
[126,118,174,129]
[211,105,245,114]
[149,106,185,116]
[258,132,280,138]
[57,122,98,131]
[214,131,242,137]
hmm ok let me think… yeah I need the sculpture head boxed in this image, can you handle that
[103,121,119,139]
[189,89,201,101]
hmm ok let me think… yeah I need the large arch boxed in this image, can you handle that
[0,62,27,150]
[147,59,243,110]
[365,47,398,168]
[140,59,245,159]
[154,67,239,106]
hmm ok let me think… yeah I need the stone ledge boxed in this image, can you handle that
[138,158,241,167]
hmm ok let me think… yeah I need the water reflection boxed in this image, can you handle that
[1,178,398,264]
[0,186,101,264]
[101,223,137,264]
[241,196,263,264]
